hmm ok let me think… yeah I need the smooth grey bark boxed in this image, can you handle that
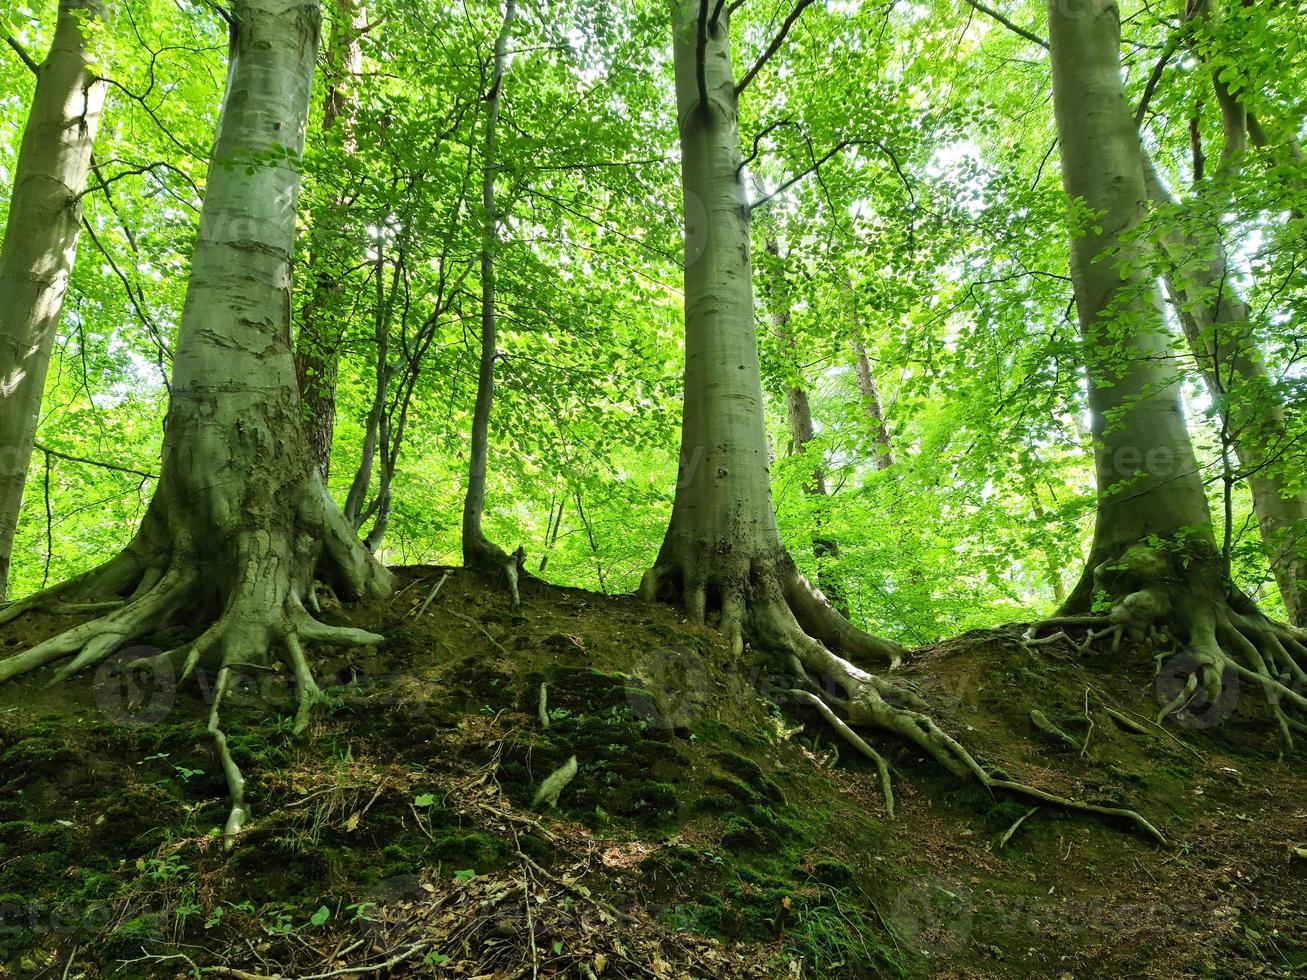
[850,341,896,470]
[1048,0,1216,615]
[764,241,847,615]
[648,0,1166,840]
[843,281,896,469]
[461,0,521,603]
[1142,156,1307,626]
[643,0,904,669]
[293,0,367,482]
[0,0,108,601]
[1041,0,1307,742]
[0,0,392,841]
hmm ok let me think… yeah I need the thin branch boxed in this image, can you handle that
[709,0,728,31]
[735,0,817,96]
[751,135,913,213]
[35,442,158,481]
[4,33,40,74]
[737,117,793,176]
[695,0,710,115]
[960,0,1048,50]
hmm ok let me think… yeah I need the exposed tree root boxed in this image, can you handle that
[642,547,1165,843]
[0,483,392,845]
[1026,544,1307,746]
[464,533,524,608]
[640,548,903,668]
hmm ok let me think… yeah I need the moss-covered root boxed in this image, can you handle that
[640,549,903,669]
[465,532,524,608]
[643,546,1163,843]
[768,607,1166,845]
[1025,545,1307,746]
[0,512,388,844]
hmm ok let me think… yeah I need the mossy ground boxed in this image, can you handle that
[0,569,1303,978]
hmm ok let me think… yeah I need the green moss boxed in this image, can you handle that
[101,913,163,964]
[607,780,678,824]
[428,829,510,869]
[703,773,761,807]
[809,858,853,888]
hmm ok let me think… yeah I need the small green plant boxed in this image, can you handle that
[782,892,906,979]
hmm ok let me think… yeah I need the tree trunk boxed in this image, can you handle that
[293,0,367,482]
[1038,0,1307,742]
[639,2,1171,838]
[850,341,896,470]
[1049,0,1215,610]
[461,0,522,604]
[843,281,896,469]
[645,0,906,696]
[0,0,108,601]
[0,0,393,841]
[763,242,847,614]
[1141,157,1307,626]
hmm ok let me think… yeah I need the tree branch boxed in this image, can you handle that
[35,443,158,480]
[696,0,710,115]
[959,0,1048,50]
[735,0,817,96]
[751,135,913,214]
[709,0,728,31]
[3,32,40,74]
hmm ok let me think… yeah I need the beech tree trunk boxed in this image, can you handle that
[0,0,108,601]
[293,0,367,482]
[850,341,896,470]
[843,282,895,469]
[0,0,392,841]
[641,0,898,667]
[1142,156,1307,625]
[1040,0,1307,742]
[461,0,521,601]
[1048,0,1217,616]
[763,241,847,614]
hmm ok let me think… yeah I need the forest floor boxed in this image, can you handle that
[0,567,1303,979]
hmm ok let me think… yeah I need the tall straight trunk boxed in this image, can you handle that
[842,280,895,469]
[293,0,367,482]
[764,241,847,614]
[0,0,391,842]
[461,0,521,603]
[850,341,895,469]
[0,0,108,601]
[642,1,1174,838]
[1142,157,1307,625]
[1040,0,1307,742]
[643,0,899,669]
[1048,0,1216,617]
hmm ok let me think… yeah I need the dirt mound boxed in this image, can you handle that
[0,568,1303,977]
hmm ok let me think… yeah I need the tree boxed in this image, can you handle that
[0,0,109,601]
[462,0,523,604]
[1034,0,1307,741]
[0,0,392,840]
[641,0,1160,837]
[293,0,368,482]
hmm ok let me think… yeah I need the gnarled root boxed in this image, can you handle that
[643,547,1164,843]
[640,548,903,668]
[465,533,525,608]
[0,484,391,845]
[1026,543,1307,746]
